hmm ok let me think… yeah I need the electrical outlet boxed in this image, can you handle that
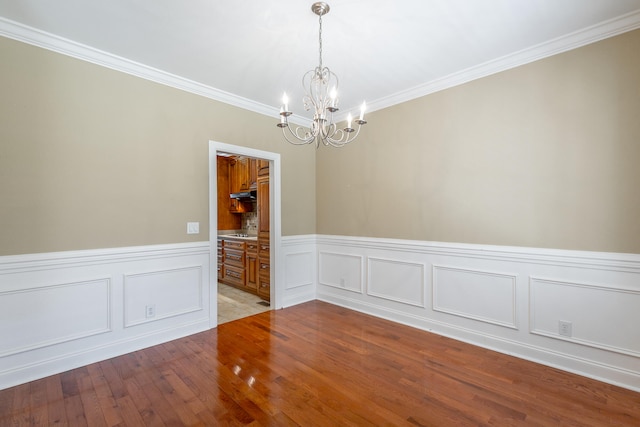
[340,278,345,287]
[559,320,572,337]
[146,305,155,318]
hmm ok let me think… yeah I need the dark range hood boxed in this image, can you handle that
[230,190,256,200]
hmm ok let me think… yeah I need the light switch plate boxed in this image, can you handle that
[187,222,200,234]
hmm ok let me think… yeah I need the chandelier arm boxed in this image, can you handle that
[324,123,364,147]
[281,123,316,145]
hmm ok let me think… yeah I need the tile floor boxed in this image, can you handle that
[217,282,270,324]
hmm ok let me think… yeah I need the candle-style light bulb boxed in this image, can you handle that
[347,113,352,129]
[282,92,289,112]
[330,87,337,107]
[359,101,366,121]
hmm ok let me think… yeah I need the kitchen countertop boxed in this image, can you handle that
[218,234,258,241]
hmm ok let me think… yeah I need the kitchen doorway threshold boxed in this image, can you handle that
[218,282,270,324]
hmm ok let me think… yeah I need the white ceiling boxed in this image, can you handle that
[1,0,640,123]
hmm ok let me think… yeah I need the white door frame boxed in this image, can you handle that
[208,141,282,328]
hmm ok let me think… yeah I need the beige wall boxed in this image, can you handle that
[317,29,640,254]
[0,37,316,256]
[3,28,639,256]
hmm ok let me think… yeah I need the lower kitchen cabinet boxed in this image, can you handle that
[257,238,270,301]
[220,238,246,290]
[223,264,245,288]
[246,241,258,293]
[217,238,223,281]
[219,237,261,296]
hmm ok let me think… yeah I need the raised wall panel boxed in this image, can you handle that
[123,266,203,327]
[368,257,425,307]
[432,265,517,329]
[530,277,640,357]
[285,251,313,289]
[318,251,363,293]
[281,236,317,307]
[0,278,110,357]
[0,242,210,391]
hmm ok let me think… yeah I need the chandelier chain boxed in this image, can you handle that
[318,14,323,71]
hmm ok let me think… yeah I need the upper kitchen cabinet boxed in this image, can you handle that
[257,159,269,177]
[228,157,255,214]
[217,156,242,229]
[248,158,257,190]
[231,157,257,192]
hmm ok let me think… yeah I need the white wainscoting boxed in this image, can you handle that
[3,235,640,392]
[316,235,640,392]
[0,242,211,390]
[0,278,111,357]
[369,257,425,307]
[433,265,517,329]
[530,277,640,358]
[318,251,363,293]
[281,235,316,307]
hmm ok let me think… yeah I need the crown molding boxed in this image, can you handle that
[0,16,286,120]
[2,10,639,122]
[365,9,640,115]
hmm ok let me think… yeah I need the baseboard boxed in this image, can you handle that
[0,319,209,391]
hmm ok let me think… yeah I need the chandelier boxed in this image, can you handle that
[277,2,367,148]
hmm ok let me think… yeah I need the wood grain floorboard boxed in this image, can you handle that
[1,300,639,426]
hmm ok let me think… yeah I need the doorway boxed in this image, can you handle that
[208,141,282,329]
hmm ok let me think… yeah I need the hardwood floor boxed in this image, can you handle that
[1,301,638,426]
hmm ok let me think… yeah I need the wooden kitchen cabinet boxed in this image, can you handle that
[220,239,246,289]
[217,238,224,281]
[257,176,269,239]
[246,240,258,293]
[220,237,262,296]
[236,157,250,192]
[228,157,255,213]
[257,159,269,177]
[257,174,270,301]
[231,156,258,192]
[258,240,270,301]
[248,158,257,190]
[217,157,242,230]
[228,158,241,194]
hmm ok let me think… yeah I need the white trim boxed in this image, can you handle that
[0,17,279,120]
[281,235,317,307]
[123,266,204,328]
[529,276,640,358]
[365,9,640,115]
[2,10,640,120]
[0,241,210,273]
[0,278,112,357]
[432,265,518,329]
[367,257,426,308]
[316,235,640,272]
[208,141,283,328]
